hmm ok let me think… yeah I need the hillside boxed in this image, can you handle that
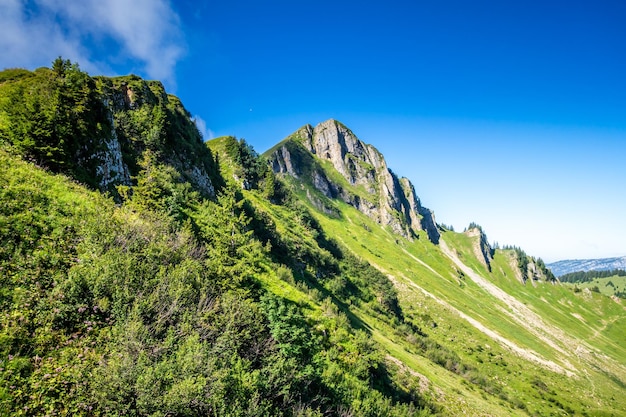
[264,120,626,416]
[0,59,220,197]
[563,276,626,299]
[559,270,626,299]
[1,63,625,416]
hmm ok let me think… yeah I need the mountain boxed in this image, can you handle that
[1,62,625,416]
[264,121,625,413]
[548,256,626,277]
[267,119,440,243]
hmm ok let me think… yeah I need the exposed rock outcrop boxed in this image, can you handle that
[271,145,301,178]
[96,99,132,188]
[95,76,217,197]
[465,226,493,271]
[268,119,440,243]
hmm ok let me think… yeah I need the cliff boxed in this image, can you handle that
[464,225,493,271]
[268,119,440,243]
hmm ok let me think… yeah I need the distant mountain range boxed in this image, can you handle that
[548,256,626,277]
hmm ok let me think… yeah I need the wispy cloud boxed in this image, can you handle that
[0,0,185,86]
[193,116,214,141]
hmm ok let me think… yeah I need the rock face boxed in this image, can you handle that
[94,77,217,197]
[95,99,132,188]
[465,227,493,271]
[269,119,440,243]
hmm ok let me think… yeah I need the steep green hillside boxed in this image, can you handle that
[0,58,220,196]
[265,121,626,416]
[0,146,438,415]
[1,64,436,416]
[1,62,625,416]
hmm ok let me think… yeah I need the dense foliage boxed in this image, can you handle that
[0,58,221,196]
[0,146,434,416]
[222,137,269,190]
[0,59,110,186]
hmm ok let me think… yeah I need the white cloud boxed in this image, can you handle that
[193,115,214,141]
[0,0,92,71]
[0,0,185,86]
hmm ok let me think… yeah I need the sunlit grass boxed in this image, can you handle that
[279,168,626,416]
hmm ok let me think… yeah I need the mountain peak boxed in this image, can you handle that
[299,119,382,186]
[267,120,440,243]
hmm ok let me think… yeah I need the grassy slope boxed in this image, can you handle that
[9,130,617,415]
[236,191,518,415]
[4,143,441,415]
[275,164,626,416]
[561,276,626,298]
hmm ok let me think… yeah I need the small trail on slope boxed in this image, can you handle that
[438,239,580,375]
[383,267,574,376]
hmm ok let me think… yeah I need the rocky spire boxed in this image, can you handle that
[268,119,440,243]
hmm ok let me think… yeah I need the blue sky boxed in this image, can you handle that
[2,0,625,262]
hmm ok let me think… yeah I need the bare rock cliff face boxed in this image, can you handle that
[269,119,440,243]
[301,120,380,191]
[465,227,493,271]
[96,98,132,188]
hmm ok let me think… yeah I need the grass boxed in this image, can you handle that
[5,132,626,415]
[15,125,616,416]
[280,174,626,416]
[562,275,626,298]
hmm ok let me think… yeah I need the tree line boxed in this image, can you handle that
[560,269,626,283]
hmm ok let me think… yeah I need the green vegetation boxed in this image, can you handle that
[0,58,110,186]
[1,60,625,416]
[0,148,432,416]
[563,276,626,298]
[0,62,433,414]
[560,269,626,298]
[0,58,220,197]
[501,245,556,282]
[560,268,626,283]
[265,141,626,415]
[221,137,270,189]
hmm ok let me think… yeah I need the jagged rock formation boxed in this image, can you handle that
[268,119,440,243]
[465,226,493,271]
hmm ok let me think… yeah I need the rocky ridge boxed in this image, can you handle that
[464,226,493,271]
[268,119,440,243]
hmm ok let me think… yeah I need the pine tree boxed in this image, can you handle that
[193,187,265,290]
